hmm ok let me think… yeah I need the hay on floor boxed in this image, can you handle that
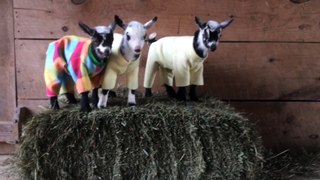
[16,96,264,180]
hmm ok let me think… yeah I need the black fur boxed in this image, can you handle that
[193,30,206,58]
[80,92,91,112]
[165,84,177,98]
[91,88,99,108]
[50,96,60,110]
[189,85,199,101]
[145,88,153,97]
[65,93,77,104]
[176,87,187,101]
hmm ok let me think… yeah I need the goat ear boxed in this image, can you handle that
[109,21,117,31]
[144,16,157,29]
[195,16,206,29]
[220,16,234,29]
[114,15,126,30]
[79,21,95,36]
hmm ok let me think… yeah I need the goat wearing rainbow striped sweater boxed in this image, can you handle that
[44,19,116,112]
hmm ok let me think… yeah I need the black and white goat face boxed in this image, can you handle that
[79,21,116,59]
[195,16,234,51]
[115,15,157,60]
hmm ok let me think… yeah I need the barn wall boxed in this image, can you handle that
[4,0,320,151]
[0,0,19,154]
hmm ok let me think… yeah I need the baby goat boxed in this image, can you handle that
[143,16,234,101]
[44,19,116,112]
[98,15,157,108]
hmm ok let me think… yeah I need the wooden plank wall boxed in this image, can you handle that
[0,0,19,154]
[11,0,320,151]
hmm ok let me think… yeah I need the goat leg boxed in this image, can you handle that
[108,90,117,97]
[65,93,77,104]
[189,85,199,101]
[145,88,153,97]
[176,86,187,101]
[50,96,60,110]
[80,92,92,112]
[91,88,99,108]
[165,84,176,98]
[128,89,136,106]
[98,89,109,109]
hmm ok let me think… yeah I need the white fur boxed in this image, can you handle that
[95,26,112,34]
[196,29,209,57]
[128,90,136,105]
[97,89,109,108]
[122,21,147,61]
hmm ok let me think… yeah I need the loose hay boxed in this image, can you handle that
[16,97,264,180]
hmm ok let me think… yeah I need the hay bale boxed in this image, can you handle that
[16,97,264,179]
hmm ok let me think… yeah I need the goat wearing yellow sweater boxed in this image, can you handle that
[144,16,234,101]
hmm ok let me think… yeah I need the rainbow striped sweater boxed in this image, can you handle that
[44,35,106,97]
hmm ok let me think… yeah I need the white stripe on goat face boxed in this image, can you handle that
[94,26,113,58]
[203,21,222,51]
[124,21,146,54]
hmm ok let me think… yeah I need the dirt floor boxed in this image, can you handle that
[0,155,19,180]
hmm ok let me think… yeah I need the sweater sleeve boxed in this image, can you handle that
[143,46,159,88]
[190,64,204,86]
[101,64,118,90]
[127,65,139,90]
[173,53,190,87]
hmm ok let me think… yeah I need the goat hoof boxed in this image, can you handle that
[145,88,153,97]
[92,103,98,109]
[50,103,60,110]
[176,95,187,101]
[108,91,117,97]
[190,96,200,102]
[165,86,176,98]
[128,103,136,107]
[65,93,77,104]
[51,105,60,110]
[80,106,92,112]
[145,92,153,97]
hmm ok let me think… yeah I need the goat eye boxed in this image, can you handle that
[126,34,131,41]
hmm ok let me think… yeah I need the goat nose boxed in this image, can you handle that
[210,46,217,51]
[134,48,141,53]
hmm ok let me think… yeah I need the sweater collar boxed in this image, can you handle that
[88,43,107,67]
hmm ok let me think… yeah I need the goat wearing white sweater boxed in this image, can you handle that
[98,15,157,108]
[144,16,234,101]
